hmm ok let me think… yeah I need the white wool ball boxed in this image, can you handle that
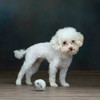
[34,79,46,91]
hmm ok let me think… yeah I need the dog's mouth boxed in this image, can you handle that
[66,49,78,56]
[60,47,79,56]
[66,51,73,56]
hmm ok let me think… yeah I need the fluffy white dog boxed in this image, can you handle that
[14,27,84,87]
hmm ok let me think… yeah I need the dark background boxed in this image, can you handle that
[0,0,100,71]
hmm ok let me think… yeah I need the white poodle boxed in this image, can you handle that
[14,27,84,87]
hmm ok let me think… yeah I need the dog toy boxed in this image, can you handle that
[34,79,46,91]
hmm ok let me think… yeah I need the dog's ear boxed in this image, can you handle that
[50,35,61,50]
[76,32,84,47]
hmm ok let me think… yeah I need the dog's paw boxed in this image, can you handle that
[50,83,58,87]
[61,82,70,87]
[26,80,33,85]
[16,80,22,85]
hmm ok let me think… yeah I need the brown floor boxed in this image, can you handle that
[0,71,100,100]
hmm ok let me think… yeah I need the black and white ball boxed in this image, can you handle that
[34,79,46,91]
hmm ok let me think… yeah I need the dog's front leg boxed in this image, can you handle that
[49,62,58,87]
[59,67,70,87]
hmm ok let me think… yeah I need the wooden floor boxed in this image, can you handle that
[0,71,100,100]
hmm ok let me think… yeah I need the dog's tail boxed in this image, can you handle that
[14,49,26,59]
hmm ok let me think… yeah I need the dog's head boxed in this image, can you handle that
[50,27,84,56]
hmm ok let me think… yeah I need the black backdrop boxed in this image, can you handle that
[0,0,100,71]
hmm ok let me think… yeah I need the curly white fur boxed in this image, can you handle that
[14,27,84,87]
[14,49,26,59]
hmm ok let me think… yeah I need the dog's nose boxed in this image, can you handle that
[69,47,73,51]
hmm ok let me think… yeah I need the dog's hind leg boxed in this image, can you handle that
[25,59,43,85]
[16,58,37,85]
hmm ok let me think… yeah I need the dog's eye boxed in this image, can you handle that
[72,40,75,43]
[63,41,67,45]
